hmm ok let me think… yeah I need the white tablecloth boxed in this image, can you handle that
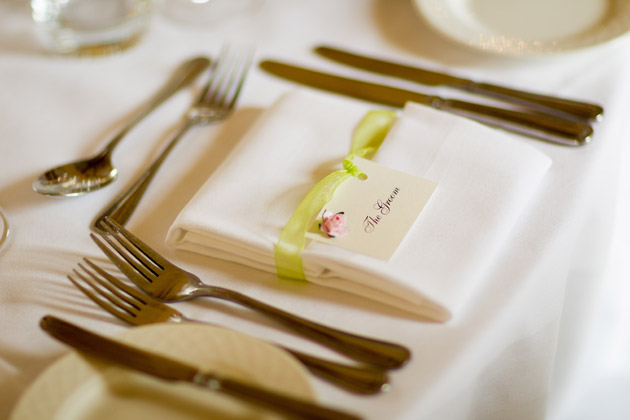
[1,0,629,419]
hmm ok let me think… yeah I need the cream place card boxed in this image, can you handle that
[306,157,437,260]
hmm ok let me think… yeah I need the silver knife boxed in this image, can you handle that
[314,45,604,122]
[259,60,593,147]
[40,315,362,420]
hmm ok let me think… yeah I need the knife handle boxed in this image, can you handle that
[433,97,594,146]
[463,81,604,122]
[195,373,363,420]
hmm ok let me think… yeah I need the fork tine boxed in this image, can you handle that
[68,263,139,324]
[196,47,227,106]
[200,47,231,107]
[202,47,252,112]
[224,49,252,111]
[76,260,141,309]
[101,217,167,270]
[70,256,183,326]
[83,258,150,304]
[90,230,156,287]
[220,49,252,111]
[68,274,137,324]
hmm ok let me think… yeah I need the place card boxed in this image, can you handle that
[306,157,437,260]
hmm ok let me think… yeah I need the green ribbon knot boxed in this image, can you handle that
[342,155,367,180]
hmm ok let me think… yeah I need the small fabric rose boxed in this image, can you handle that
[319,210,348,238]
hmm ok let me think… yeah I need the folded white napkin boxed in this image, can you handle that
[167,90,552,321]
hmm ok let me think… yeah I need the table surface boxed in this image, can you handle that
[1,1,629,419]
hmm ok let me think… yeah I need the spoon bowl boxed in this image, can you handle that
[34,150,117,196]
[32,56,210,197]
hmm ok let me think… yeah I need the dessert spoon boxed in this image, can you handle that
[32,56,210,197]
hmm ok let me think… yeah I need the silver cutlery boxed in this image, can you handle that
[93,217,411,369]
[315,45,604,122]
[41,315,363,420]
[93,47,251,232]
[67,258,389,394]
[32,57,211,197]
[259,60,594,146]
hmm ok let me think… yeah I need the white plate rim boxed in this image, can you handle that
[10,323,315,420]
[412,0,630,56]
[0,206,9,251]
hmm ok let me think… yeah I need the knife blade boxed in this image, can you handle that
[40,316,362,420]
[259,60,593,147]
[314,45,604,122]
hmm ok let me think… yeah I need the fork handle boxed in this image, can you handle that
[183,317,389,394]
[282,348,388,394]
[196,287,411,369]
[93,120,195,231]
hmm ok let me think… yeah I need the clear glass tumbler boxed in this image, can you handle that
[31,0,153,56]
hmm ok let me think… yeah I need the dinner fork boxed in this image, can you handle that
[68,258,388,394]
[93,46,251,233]
[94,217,411,369]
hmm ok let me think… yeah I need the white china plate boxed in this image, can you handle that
[0,207,8,251]
[413,0,630,56]
[10,323,314,420]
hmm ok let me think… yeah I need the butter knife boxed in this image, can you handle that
[315,45,604,122]
[259,60,593,146]
[40,316,362,420]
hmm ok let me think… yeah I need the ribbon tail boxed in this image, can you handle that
[274,110,398,281]
[275,171,349,280]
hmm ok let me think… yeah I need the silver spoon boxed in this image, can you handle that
[33,56,210,197]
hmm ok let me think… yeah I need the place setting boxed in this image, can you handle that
[12,45,409,420]
[2,1,630,419]
[10,49,588,416]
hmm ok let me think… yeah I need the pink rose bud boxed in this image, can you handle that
[320,210,348,238]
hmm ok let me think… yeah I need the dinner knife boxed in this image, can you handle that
[259,60,593,147]
[314,45,604,122]
[40,315,362,420]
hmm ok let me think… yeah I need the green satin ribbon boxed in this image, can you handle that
[274,110,398,281]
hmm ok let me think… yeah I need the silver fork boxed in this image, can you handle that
[68,258,389,395]
[93,46,251,233]
[93,217,411,369]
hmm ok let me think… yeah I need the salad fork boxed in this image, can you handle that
[68,258,389,394]
[93,46,252,232]
[93,217,411,369]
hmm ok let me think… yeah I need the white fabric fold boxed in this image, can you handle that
[167,90,552,321]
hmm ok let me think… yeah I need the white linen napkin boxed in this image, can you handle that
[166,90,552,321]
